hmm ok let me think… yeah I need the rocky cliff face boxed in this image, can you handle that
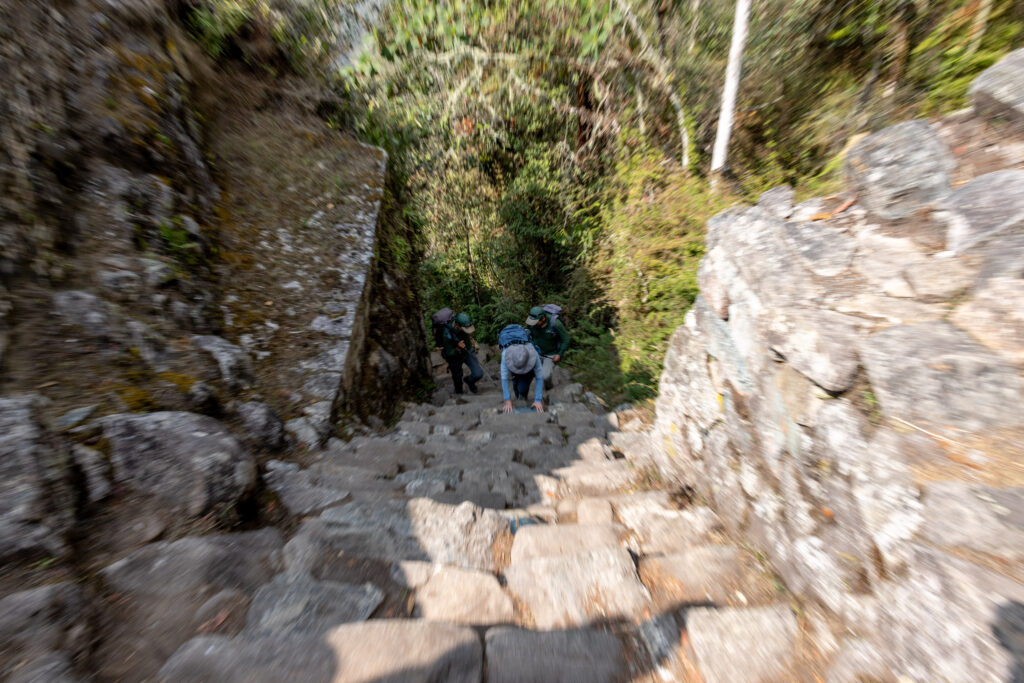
[648,49,1024,682]
[0,0,424,596]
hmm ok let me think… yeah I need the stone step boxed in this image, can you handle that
[485,627,626,683]
[158,620,482,682]
[638,545,746,606]
[412,565,515,626]
[687,605,799,683]
[285,498,510,575]
[509,523,623,565]
[243,573,383,637]
[503,547,651,629]
[552,460,634,496]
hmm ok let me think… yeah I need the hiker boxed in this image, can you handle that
[437,311,483,394]
[498,324,544,414]
[525,305,570,387]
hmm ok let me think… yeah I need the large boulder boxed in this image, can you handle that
[859,321,1024,432]
[0,583,87,680]
[95,529,284,681]
[0,396,76,563]
[941,170,1024,253]
[969,47,1024,133]
[99,411,257,518]
[846,120,955,220]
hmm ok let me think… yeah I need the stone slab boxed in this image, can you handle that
[504,547,650,629]
[485,627,625,683]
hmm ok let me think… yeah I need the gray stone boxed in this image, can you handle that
[791,197,828,222]
[875,545,1024,682]
[846,120,954,220]
[302,372,341,401]
[100,411,257,517]
[0,396,75,562]
[576,498,614,525]
[71,444,111,503]
[96,529,284,681]
[615,502,721,555]
[827,638,896,683]
[52,290,111,338]
[942,170,1024,252]
[920,482,1024,563]
[415,566,514,625]
[159,620,481,682]
[236,402,284,450]
[263,461,351,516]
[826,292,944,325]
[953,276,1024,365]
[907,254,977,305]
[553,460,633,496]
[969,47,1024,132]
[289,498,508,573]
[285,417,322,449]
[759,307,861,393]
[6,652,81,683]
[326,438,426,476]
[485,627,625,683]
[757,185,795,219]
[54,405,97,430]
[640,545,744,604]
[574,436,611,462]
[510,524,622,565]
[859,321,1024,431]
[688,606,798,683]
[780,220,856,277]
[0,583,86,681]
[243,574,382,636]
[192,335,253,389]
[504,547,650,629]
[97,269,142,300]
[139,257,176,287]
[549,381,583,403]
[852,229,927,298]
[186,381,219,415]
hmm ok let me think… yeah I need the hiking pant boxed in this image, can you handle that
[541,357,555,389]
[511,372,534,401]
[446,349,483,393]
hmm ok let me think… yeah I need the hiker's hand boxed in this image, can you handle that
[552,354,561,363]
[457,341,466,350]
[503,400,513,414]
[532,401,544,413]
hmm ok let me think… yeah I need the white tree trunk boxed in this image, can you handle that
[687,0,701,54]
[710,0,751,176]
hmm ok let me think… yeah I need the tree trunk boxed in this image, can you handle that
[709,0,751,179]
[687,0,702,54]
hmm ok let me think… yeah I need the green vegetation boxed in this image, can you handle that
[190,0,1022,402]
[322,0,1022,403]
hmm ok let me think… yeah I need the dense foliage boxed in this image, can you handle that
[184,0,1023,402]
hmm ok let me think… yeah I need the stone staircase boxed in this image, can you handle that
[145,360,808,682]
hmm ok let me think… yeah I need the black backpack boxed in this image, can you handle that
[431,308,455,348]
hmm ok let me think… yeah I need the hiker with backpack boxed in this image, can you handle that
[525,304,570,387]
[432,309,483,394]
[498,324,544,414]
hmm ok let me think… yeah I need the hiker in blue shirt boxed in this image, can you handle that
[500,341,544,414]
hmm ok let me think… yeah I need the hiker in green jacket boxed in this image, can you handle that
[525,305,569,388]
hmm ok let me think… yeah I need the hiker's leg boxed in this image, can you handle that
[464,350,483,388]
[447,356,464,394]
[514,373,533,401]
[541,357,554,389]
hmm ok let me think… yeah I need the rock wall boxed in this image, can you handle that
[0,0,424,578]
[650,50,1024,682]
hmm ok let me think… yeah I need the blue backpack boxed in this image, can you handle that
[498,324,532,350]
